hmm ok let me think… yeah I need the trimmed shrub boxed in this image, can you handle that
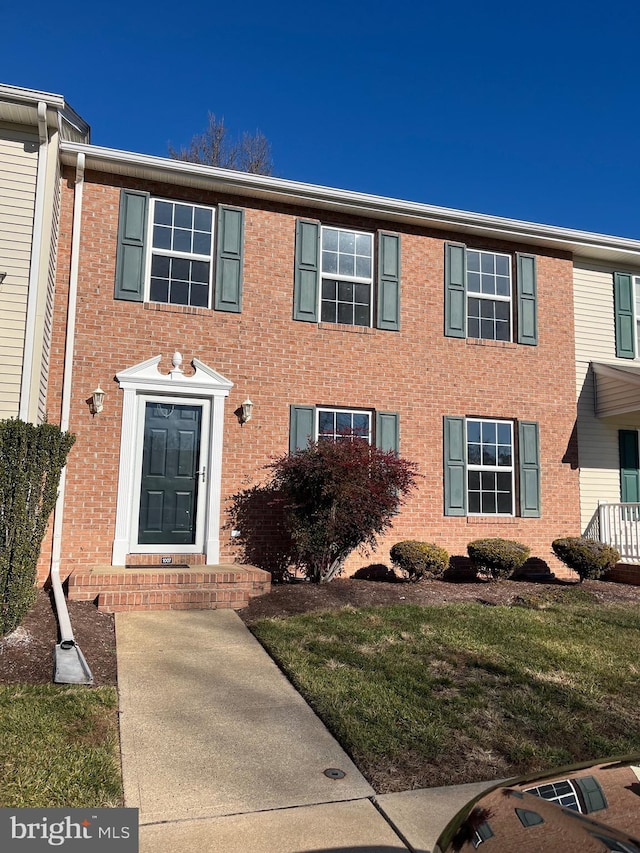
[0,420,75,636]
[552,537,620,582]
[390,540,449,582]
[467,538,531,581]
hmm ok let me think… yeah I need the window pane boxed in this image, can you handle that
[190,284,209,307]
[496,321,510,341]
[173,228,192,253]
[496,276,510,296]
[497,492,512,514]
[482,422,496,444]
[191,260,209,283]
[174,204,193,229]
[337,302,353,324]
[356,256,371,278]
[150,278,169,302]
[321,302,337,323]
[353,414,369,435]
[356,233,372,256]
[482,445,497,465]
[194,207,212,232]
[496,255,510,276]
[467,421,481,443]
[171,258,190,281]
[481,253,495,273]
[322,228,339,251]
[482,492,496,514]
[322,279,337,300]
[497,423,511,444]
[323,251,338,274]
[481,300,494,319]
[498,444,512,466]
[497,471,512,490]
[338,281,353,302]
[151,255,170,277]
[468,491,481,514]
[481,274,495,294]
[468,318,479,338]
[495,301,510,320]
[355,283,370,305]
[467,272,481,292]
[481,319,494,339]
[468,471,481,490]
[153,225,171,250]
[318,411,334,434]
[336,412,351,433]
[339,231,355,253]
[468,443,481,465]
[170,281,189,305]
[467,251,480,272]
[338,254,354,277]
[154,202,173,226]
[193,231,211,255]
[354,304,370,326]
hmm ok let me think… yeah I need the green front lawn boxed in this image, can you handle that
[252,589,640,792]
[0,685,122,807]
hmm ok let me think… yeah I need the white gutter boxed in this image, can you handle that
[19,101,49,421]
[50,151,85,645]
[59,140,640,262]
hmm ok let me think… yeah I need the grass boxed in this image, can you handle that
[0,685,122,807]
[252,588,640,792]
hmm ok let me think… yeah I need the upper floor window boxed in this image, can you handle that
[613,271,640,359]
[294,219,401,331]
[445,243,537,345]
[114,189,244,313]
[466,250,512,342]
[320,228,373,326]
[148,199,215,307]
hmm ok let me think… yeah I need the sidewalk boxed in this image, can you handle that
[116,609,496,852]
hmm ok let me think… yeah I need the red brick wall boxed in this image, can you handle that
[37,168,580,583]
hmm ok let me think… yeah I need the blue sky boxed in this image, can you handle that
[4,0,640,237]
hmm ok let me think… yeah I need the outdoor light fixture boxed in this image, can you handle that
[90,386,105,415]
[240,398,253,424]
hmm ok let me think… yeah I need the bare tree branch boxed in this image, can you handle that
[168,112,273,175]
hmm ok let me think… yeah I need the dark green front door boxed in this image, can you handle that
[138,402,203,545]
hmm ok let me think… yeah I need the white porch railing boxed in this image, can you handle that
[584,503,640,562]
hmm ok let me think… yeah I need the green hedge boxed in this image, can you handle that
[552,537,620,581]
[467,538,531,581]
[390,540,450,581]
[0,420,75,635]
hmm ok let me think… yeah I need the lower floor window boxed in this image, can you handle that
[317,408,372,442]
[467,419,514,515]
[524,780,581,812]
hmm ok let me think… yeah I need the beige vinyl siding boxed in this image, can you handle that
[0,122,37,419]
[573,260,640,530]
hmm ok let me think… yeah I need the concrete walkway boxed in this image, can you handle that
[116,610,496,852]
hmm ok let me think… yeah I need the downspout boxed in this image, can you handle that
[19,102,49,421]
[50,152,85,652]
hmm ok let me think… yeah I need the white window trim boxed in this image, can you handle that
[320,225,374,327]
[112,355,232,565]
[316,407,372,443]
[466,417,515,517]
[144,197,216,308]
[466,248,513,342]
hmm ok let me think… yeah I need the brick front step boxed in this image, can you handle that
[66,565,271,612]
[607,562,640,586]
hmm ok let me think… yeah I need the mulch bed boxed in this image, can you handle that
[1,577,638,685]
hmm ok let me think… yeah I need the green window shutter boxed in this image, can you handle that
[444,416,466,515]
[215,205,245,313]
[293,219,320,322]
[575,775,607,813]
[115,189,149,301]
[376,412,399,453]
[377,232,400,330]
[519,421,541,517]
[614,272,636,358]
[444,242,466,338]
[619,429,640,502]
[289,406,315,452]
[517,253,538,345]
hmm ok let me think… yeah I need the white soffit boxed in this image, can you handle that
[592,361,640,418]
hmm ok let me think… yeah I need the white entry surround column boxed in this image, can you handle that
[112,353,233,566]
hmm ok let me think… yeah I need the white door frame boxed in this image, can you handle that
[111,354,233,566]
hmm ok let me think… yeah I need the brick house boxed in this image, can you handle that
[5,85,640,610]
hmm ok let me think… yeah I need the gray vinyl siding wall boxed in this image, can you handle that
[574,261,640,531]
[0,122,37,419]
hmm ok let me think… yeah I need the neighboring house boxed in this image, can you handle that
[0,85,89,423]
[3,84,640,610]
[574,257,640,572]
